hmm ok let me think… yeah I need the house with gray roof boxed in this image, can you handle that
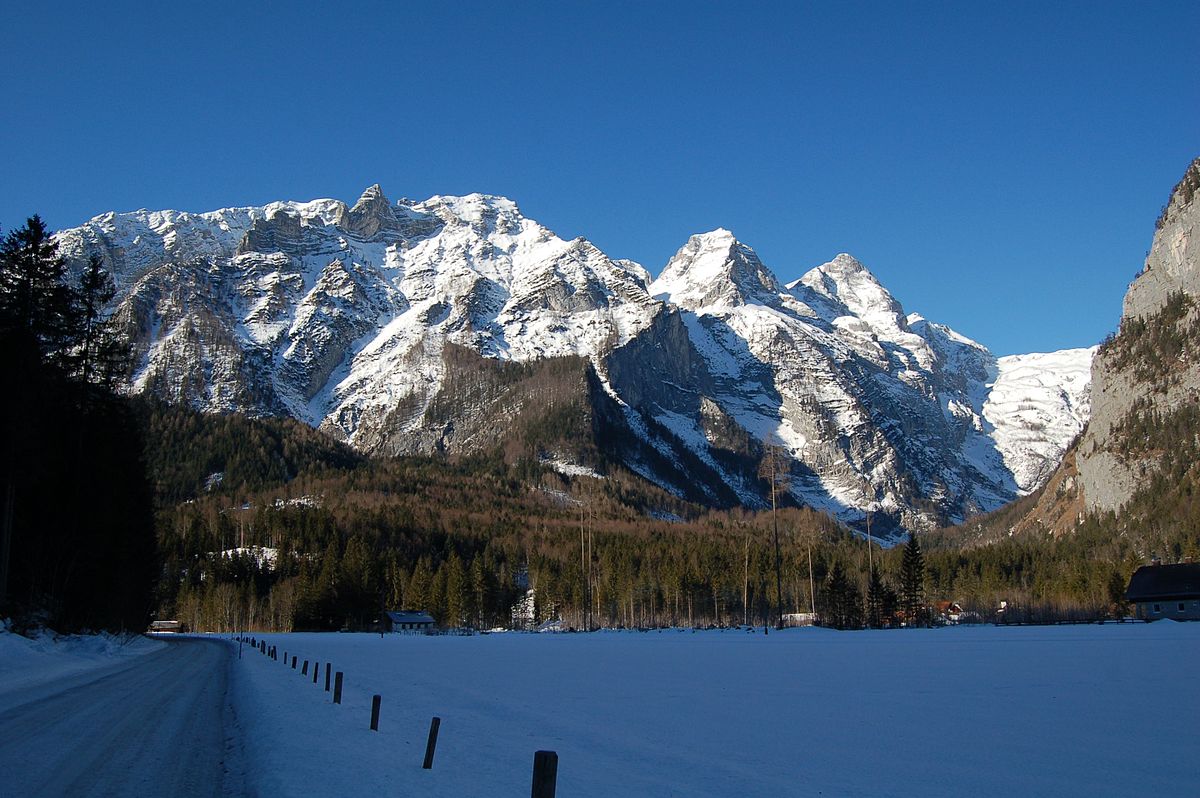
[382,610,436,632]
[1125,563,1200,621]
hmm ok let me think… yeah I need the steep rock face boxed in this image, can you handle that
[57,187,660,444]
[1123,161,1200,320]
[1078,158,1200,512]
[55,190,1095,536]
[644,236,1065,532]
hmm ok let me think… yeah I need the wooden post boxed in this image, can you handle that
[292,656,297,669]
[324,664,331,692]
[531,750,558,798]
[312,662,319,684]
[333,671,344,704]
[302,660,308,675]
[422,717,441,769]
[370,695,382,731]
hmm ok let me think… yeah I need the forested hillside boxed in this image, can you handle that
[146,396,1150,632]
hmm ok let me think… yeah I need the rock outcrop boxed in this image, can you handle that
[1078,157,1200,512]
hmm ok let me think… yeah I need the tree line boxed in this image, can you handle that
[0,216,156,632]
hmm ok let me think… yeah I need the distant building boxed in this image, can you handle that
[1125,563,1200,621]
[382,610,436,632]
[934,601,967,624]
[148,620,183,633]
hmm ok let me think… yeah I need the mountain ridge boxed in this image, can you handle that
[54,185,1094,538]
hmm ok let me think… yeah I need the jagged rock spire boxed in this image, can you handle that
[346,184,402,239]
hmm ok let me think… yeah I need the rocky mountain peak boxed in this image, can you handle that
[345,184,402,240]
[650,229,782,310]
[796,253,906,326]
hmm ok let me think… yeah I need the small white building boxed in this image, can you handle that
[383,610,436,632]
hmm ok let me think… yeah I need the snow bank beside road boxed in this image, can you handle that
[0,621,164,709]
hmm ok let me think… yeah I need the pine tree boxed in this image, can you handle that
[339,535,377,628]
[445,551,468,628]
[0,216,77,365]
[471,556,489,628]
[71,255,130,391]
[406,558,432,613]
[865,567,886,628]
[821,560,862,630]
[900,533,926,627]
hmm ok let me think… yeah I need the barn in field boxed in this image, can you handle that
[382,610,436,632]
[1125,563,1200,621]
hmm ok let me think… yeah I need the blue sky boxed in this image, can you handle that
[2,1,1197,355]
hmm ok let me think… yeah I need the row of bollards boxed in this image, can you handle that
[236,635,556,795]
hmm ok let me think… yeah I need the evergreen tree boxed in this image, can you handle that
[406,558,432,613]
[900,533,926,627]
[339,535,377,628]
[0,216,77,365]
[821,560,862,630]
[865,567,885,628]
[71,255,129,391]
[445,551,468,628]
[862,568,898,628]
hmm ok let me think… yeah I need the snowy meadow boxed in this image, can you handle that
[233,623,1197,797]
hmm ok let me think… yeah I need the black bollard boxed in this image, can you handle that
[333,671,344,704]
[324,664,331,692]
[370,695,381,731]
[423,717,441,769]
[312,661,319,684]
[531,750,558,798]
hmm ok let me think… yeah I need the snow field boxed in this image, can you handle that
[234,623,1198,797]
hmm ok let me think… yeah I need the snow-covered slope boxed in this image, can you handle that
[56,190,1093,535]
[642,234,1093,532]
[57,186,659,451]
[983,348,1095,492]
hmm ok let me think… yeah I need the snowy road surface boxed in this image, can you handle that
[0,636,242,797]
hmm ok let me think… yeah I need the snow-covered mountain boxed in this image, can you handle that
[55,186,1094,537]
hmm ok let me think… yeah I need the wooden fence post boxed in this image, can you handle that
[333,671,344,704]
[531,750,558,798]
[423,717,441,769]
[292,655,298,669]
[313,661,319,684]
[370,695,382,731]
[302,660,308,675]
[325,664,331,692]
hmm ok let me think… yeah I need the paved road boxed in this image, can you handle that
[0,636,244,797]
